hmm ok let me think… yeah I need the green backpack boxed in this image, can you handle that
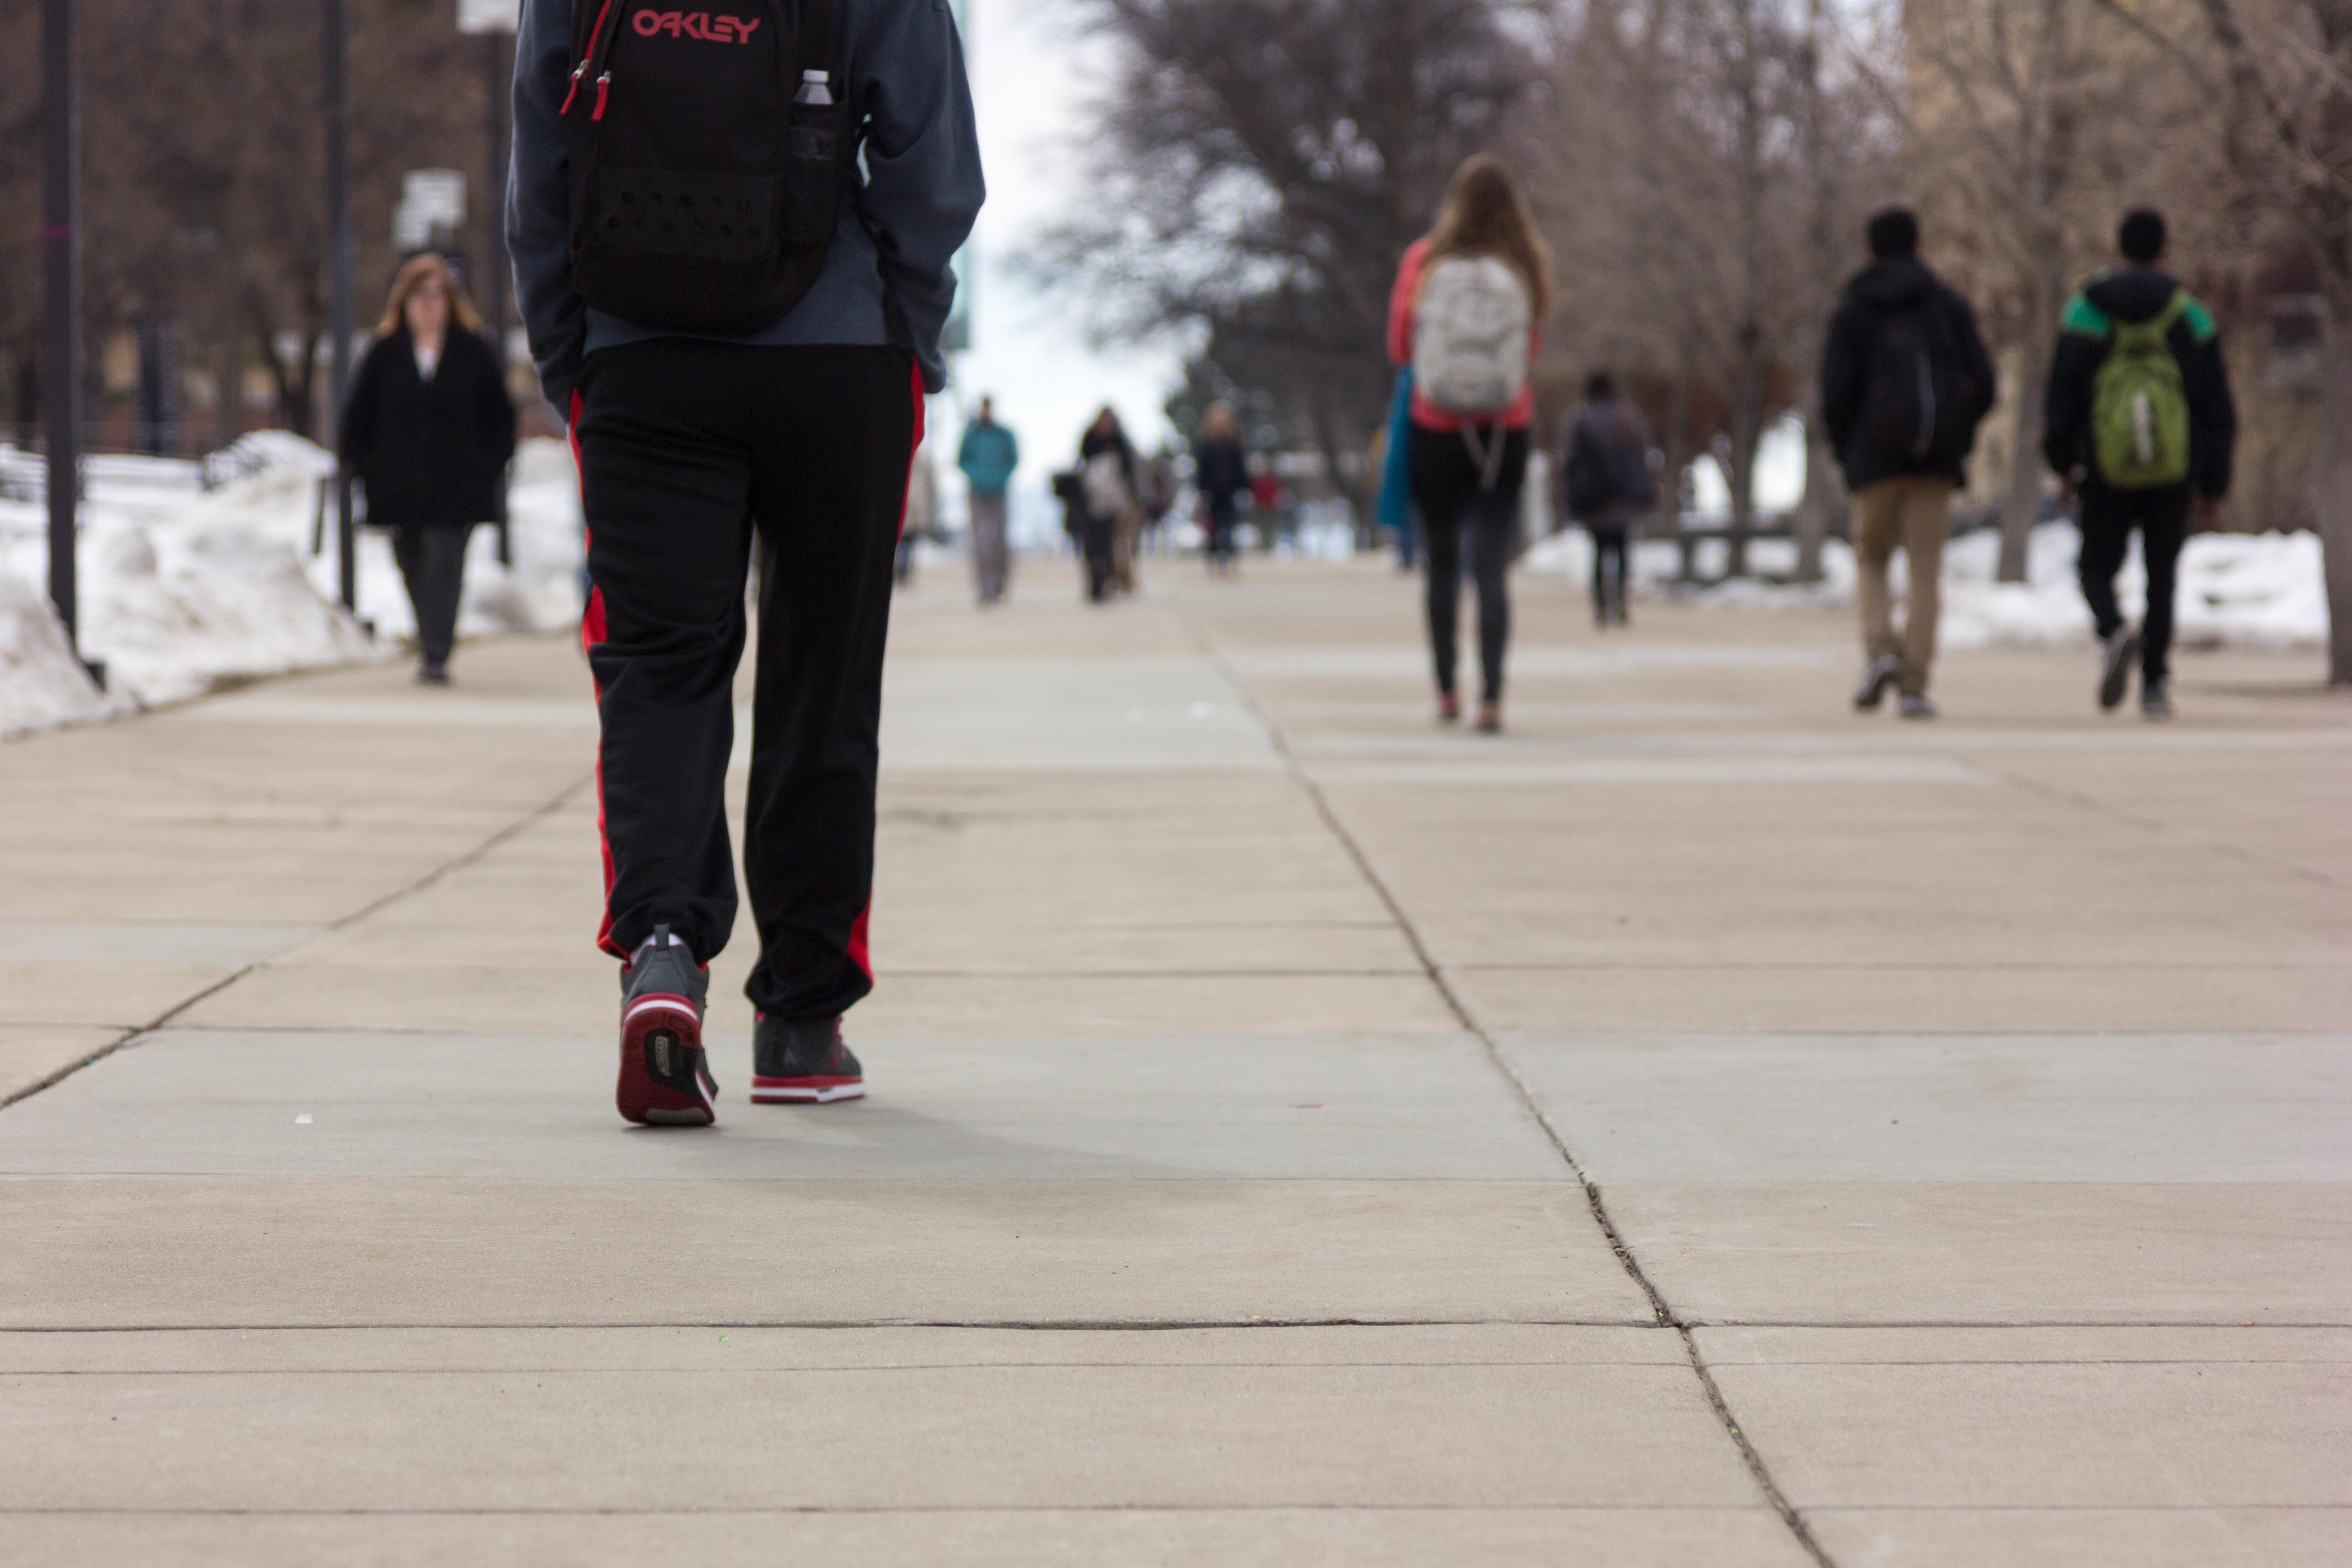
[2091,290,2191,489]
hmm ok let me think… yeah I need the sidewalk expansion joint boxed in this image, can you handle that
[1979,756,2344,891]
[1180,609,1838,1568]
[0,773,593,1113]
[0,1316,1667,1334]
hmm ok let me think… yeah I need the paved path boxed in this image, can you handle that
[2,558,2347,1566]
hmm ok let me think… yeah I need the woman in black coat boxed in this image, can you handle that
[1191,400,1250,578]
[338,254,517,683]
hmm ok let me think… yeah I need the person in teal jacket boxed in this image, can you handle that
[1379,368,1416,569]
[958,397,1020,605]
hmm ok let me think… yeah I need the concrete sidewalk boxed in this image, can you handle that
[1,557,2346,1566]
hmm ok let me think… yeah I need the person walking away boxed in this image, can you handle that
[338,254,516,685]
[1378,368,1418,570]
[1388,153,1549,734]
[1247,463,1284,554]
[510,0,982,1125]
[957,395,1018,604]
[1140,451,1176,557]
[1560,371,1656,628]
[2041,208,2236,720]
[1053,467,1113,602]
[1079,407,1140,594]
[1820,207,1995,720]
[1193,401,1249,577]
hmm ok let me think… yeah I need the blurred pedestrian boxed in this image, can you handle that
[1080,407,1141,594]
[1377,368,1419,571]
[1248,462,1286,554]
[1193,402,1249,577]
[2041,208,2237,720]
[338,254,516,686]
[1054,468,1112,602]
[1388,153,1549,733]
[1141,451,1177,556]
[957,395,1019,605]
[510,0,981,1123]
[1820,207,1994,721]
[1559,371,1656,628]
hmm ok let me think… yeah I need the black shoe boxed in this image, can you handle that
[2141,677,2172,720]
[750,1015,865,1104]
[1853,655,1900,711]
[416,662,451,686]
[615,925,715,1127]
[1898,692,1939,720]
[2098,627,2141,711]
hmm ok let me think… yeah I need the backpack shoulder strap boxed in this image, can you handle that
[2179,293,2218,344]
[2060,290,2112,341]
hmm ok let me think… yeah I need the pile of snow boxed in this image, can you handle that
[1525,521,2330,652]
[0,434,586,735]
[0,575,117,735]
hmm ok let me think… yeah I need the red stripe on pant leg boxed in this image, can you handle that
[847,901,872,984]
[896,358,926,540]
[572,390,626,960]
[857,363,926,978]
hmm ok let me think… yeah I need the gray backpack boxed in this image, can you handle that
[1411,253,1532,485]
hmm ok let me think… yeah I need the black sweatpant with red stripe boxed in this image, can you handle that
[574,338,920,1023]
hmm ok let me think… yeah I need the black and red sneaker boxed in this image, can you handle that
[616,925,716,1127]
[750,1015,864,1104]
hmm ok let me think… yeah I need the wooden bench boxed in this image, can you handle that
[1632,512,1850,584]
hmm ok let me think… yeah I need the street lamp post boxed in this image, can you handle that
[325,0,357,613]
[460,0,521,566]
[41,0,87,676]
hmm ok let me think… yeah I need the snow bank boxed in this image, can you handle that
[1525,521,2331,652]
[0,574,116,736]
[0,433,586,735]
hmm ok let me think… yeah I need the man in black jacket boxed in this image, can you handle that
[1821,209,1996,720]
[509,0,982,1125]
[2042,209,2237,719]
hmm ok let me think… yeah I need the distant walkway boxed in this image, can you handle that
[1,561,2346,1566]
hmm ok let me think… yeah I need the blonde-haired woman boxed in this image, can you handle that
[1386,154,1552,733]
[338,254,517,683]
[1193,401,1250,576]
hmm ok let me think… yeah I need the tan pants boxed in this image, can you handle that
[1111,506,1141,593]
[1851,476,1951,697]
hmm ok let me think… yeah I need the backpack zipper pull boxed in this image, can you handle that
[592,71,612,121]
[563,0,619,117]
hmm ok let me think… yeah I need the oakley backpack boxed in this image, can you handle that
[563,0,849,334]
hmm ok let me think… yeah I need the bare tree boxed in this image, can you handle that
[2,0,496,446]
[2194,0,2352,681]
[1038,0,1541,500]
[1897,0,2219,580]
[1529,0,1891,551]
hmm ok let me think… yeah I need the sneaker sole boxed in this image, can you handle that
[618,996,715,1127]
[749,1078,866,1104]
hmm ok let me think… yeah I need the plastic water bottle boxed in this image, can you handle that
[795,70,833,107]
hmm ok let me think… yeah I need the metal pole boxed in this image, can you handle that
[487,27,514,566]
[41,0,83,666]
[485,30,510,359]
[325,0,358,613]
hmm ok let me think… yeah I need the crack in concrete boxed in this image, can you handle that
[1180,605,1839,1568]
[0,771,595,1113]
